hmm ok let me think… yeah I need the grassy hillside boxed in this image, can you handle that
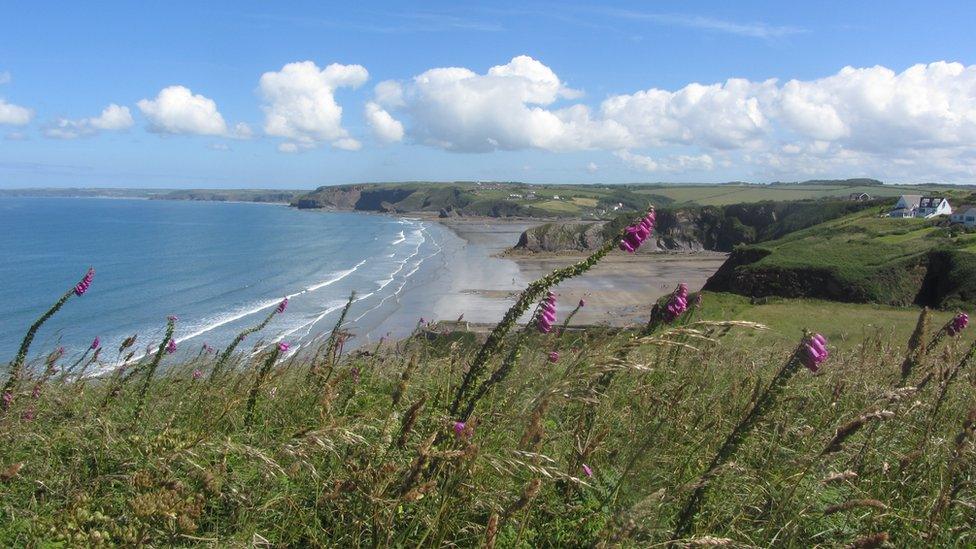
[705,207,976,308]
[630,179,968,206]
[292,180,973,218]
[3,286,976,545]
[293,182,672,218]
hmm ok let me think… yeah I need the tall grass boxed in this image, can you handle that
[2,244,975,545]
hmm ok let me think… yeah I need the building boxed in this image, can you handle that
[888,194,922,218]
[848,192,872,201]
[951,206,976,227]
[916,196,952,218]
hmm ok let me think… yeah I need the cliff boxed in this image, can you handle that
[511,198,885,253]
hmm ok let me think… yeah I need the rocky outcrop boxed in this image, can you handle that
[514,222,606,252]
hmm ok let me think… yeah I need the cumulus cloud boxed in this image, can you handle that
[365,101,404,143]
[259,61,368,152]
[376,56,976,179]
[0,98,32,125]
[138,86,249,138]
[44,104,134,139]
[586,161,599,173]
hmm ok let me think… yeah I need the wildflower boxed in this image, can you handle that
[537,292,557,333]
[665,283,689,321]
[21,408,35,421]
[948,312,969,336]
[202,343,214,353]
[165,339,177,354]
[277,341,290,352]
[73,267,95,296]
[548,351,559,363]
[579,298,586,308]
[618,209,656,253]
[2,392,12,408]
[31,384,41,398]
[453,421,467,438]
[276,297,288,314]
[801,333,829,373]
[582,463,593,477]
[350,366,361,383]
[192,369,202,380]
[90,336,100,350]
[167,315,179,322]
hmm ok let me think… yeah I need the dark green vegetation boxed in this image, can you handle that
[705,207,976,309]
[514,197,884,252]
[3,298,976,545]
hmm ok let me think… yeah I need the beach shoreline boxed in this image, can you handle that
[425,216,727,328]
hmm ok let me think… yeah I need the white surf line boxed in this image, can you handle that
[391,230,406,245]
[119,259,369,365]
[351,223,443,324]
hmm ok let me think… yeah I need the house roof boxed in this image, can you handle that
[919,196,948,208]
[898,194,922,204]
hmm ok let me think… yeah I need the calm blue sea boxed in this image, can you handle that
[0,197,452,363]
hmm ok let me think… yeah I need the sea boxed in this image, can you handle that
[0,197,461,364]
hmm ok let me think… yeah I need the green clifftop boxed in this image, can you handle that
[703,209,976,308]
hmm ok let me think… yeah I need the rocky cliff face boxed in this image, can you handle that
[510,199,883,254]
[514,222,606,252]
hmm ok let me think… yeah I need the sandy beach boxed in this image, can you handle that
[429,217,727,328]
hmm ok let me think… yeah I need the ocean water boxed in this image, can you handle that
[0,197,453,363]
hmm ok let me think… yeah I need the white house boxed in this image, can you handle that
[916,196,952,218]
[889,194,921,218]
[951,206,976,227]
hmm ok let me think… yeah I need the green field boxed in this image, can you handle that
[633,182,958,206]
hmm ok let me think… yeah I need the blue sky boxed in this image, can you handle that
[2,1,975,188]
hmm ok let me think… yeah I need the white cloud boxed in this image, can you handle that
[138,86,247,138]
[586,161,599,173]
[365,101,404,143]
[378,56,976,180]
[616,150,714,172]
[0,98,32,125]
[45,103,135,139]
[259,61,368,152]
[0,72,10,85]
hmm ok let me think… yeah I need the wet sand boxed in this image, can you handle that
[431,217,727,328]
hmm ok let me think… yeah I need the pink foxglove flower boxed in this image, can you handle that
[276,297,288,314]
[548,351,559,363]
[167,315,179,322]
[192,369,202,380]
[665,283,689,321]
[165,339,177,354]
[277,342,290,352]
[948,312,969,336]
[619,209,656,253]
[537,292,557,333]
[203,343,214,353]
[582,463,593,477]
[74,267,95,296]
[90,336,101,350]
[801,333,829,373]
[579,298,586,308]
[453,421,466,438]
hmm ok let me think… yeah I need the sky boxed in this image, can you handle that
[1,1,976,189]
